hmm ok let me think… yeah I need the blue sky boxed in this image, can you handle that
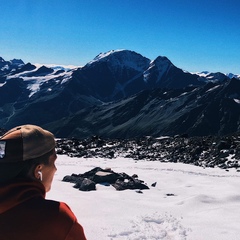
[1,0,240,73]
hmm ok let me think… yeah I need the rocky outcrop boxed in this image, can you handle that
[62,167,149,191]
[56,134,240,171]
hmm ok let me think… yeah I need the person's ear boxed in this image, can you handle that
[34,165,43,181]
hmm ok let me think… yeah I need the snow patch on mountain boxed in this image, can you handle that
[34,63,80,71]
[0,65,9,71]
[27,70,73,98]
[206,85,221,93]
[234,99,240,104]
[91,49,124,62]
[27,81,41,97]
[6,64,74,98]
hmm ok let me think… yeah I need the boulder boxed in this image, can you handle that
[93,171,120,184]
[78,178,96,191]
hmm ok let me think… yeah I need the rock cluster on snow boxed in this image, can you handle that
[62,167,149,192]
[56,134,240,171]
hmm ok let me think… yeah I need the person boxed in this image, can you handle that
[0,124,87,240]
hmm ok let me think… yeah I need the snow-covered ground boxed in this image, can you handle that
[48,155,240,240]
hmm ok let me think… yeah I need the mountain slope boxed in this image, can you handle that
[45,79,240,138]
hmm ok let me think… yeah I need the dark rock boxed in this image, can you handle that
[62,175,80,183]
[166,193,175,196]
[151,182,157,187]
[111,178,149,191]
[78,178,96,191]
[63,174,96,191]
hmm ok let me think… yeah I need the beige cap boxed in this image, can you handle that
[0,125,55,162]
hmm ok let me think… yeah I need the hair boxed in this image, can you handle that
[17,149,55,179]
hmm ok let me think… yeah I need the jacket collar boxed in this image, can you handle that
[0,179,45,214]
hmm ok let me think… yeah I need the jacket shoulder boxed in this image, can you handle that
[58,202,87,240]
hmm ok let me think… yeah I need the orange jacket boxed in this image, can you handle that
[0,180,87,240]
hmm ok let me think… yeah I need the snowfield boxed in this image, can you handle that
[48,155,240,240]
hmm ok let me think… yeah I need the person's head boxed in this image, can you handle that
[0,124,57,192]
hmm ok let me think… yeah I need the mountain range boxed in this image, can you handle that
[0,50,240,138]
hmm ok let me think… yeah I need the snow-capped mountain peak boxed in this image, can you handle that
[226,72,240,79]
[10,59,24,66]
[143,56,173,84]
[150,56,173,72]
[196,71,237,82]
[92,49,125,62]
[0,57,5,63]
[87,49,151,72]
[0,57,25,71]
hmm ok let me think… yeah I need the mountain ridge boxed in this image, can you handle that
[0,50,239,138]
